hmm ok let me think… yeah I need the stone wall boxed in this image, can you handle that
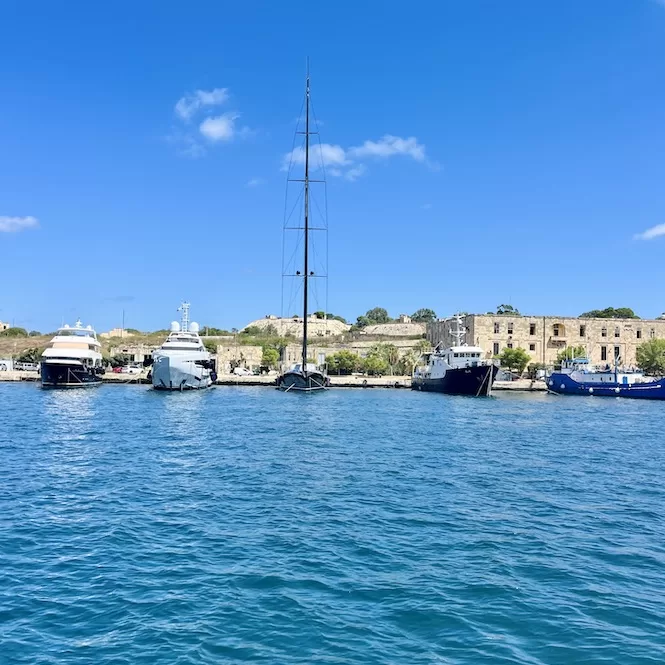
[428,314,665,367]
[242,316,350,338]
[362,322,426,336]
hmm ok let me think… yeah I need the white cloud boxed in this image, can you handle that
[246,177,265,187]
[421,203,432,210]
[281,134,431,182]
[349,135,426,162]
[283,143,349,170]
[200,112,241,142]
[0,216,39,233]
[634,223,665,240]
[344,164,367,181]
[175,87,229,121]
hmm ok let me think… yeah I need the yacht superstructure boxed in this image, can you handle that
[150,303,215,391]
[412,315,498,396]
[40,320,104,388]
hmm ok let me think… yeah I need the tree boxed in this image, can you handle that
[496,304,520,316]
[240,325,262,336]
[365,307,390,324]
[0,327,28,338]
[636,339,665,376]
[414,340,431,357]
[203,339,218,354]
[361,354,389,376]
[410,308,437,323]
[556,346,587,363]
[497,347,531,375]
[28,330,42,337]
[579,307,639,319]
[397,350,419,376]
[261,346,280,369]
[110,353,130,368]
[16,347,42,362]
[327,350,360,375]
[202,326,231,336]
[314,311,347,323]
[354,315,371,329]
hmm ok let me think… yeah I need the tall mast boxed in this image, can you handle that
[302,60,310,369]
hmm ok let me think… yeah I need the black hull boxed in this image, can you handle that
[41,363,103,388]
[277,370,329,392]
[412,364,498,397]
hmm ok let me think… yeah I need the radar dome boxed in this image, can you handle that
[190,322,200,333]
[170,321,181,333]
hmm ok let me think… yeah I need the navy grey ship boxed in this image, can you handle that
[40,320,104,388]
[412,315,498,397]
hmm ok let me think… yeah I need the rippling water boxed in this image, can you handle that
[1,384,664,664]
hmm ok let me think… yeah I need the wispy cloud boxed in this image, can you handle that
[0,215,39,233]
[169,87,251,156]
[635,223,665,240]
[175,88,229,121]
[348,135,426,162]
[200,112,241,142]
[282,134,432,181]
[246,177,265,187]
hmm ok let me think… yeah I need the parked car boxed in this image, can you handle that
[232,367,252,376]
[112,366,123,373]
[120,365,142,375]
[14,362,39,372]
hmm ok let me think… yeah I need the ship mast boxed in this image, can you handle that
[178,301,190,333]
[302,61,310,370]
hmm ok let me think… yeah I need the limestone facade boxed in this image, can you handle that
[362,322,426,336]
[427,314,665,367]
[243,315,350,338]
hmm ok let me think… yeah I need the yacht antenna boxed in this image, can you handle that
[178,302,190,333]
[449,313,466,346]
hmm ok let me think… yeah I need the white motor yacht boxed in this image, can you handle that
[41,320,104,388]
[150,303,215,391]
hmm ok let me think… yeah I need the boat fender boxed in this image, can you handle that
[588,387,593,394]
[211,372,218,382]
[560,384,566,390]
[615,387,620,393]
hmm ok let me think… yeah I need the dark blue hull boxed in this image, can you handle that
[548,372,665,399]
[277,370,329,392]
[412,364,498,397]
[41,362,103,388]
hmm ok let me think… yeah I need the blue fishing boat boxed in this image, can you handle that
[547,358,665,399]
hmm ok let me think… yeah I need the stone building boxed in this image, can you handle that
[0,320,9,331]
[427,314,665,367]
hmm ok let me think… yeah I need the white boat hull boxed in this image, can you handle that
[151,355,212,391]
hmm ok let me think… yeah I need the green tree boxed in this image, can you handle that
[361,354,389,376]
[636,339,665,376]
[556,346,587,363]
[0,327,28,337]
[579,307,639,319]
[414,340,431,357]
[240,325,262,336]
[202,326,231,336]
[397,350,419,375]
[261,346,280,369]
[326,350,360,375]
[497,347,531,375]
[203,339,218,354]
[381,344,400,374]
[16,347,43,362]
[28,330,42,337]
[496,304,520,316]
[354,306,392,328]
[110,353,130,368]
[410,308,437,323]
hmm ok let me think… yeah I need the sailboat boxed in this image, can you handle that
[277,64,329,393]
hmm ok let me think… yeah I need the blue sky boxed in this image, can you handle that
[1,0,665,332]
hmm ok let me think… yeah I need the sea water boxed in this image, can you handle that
[1,383,664,664]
